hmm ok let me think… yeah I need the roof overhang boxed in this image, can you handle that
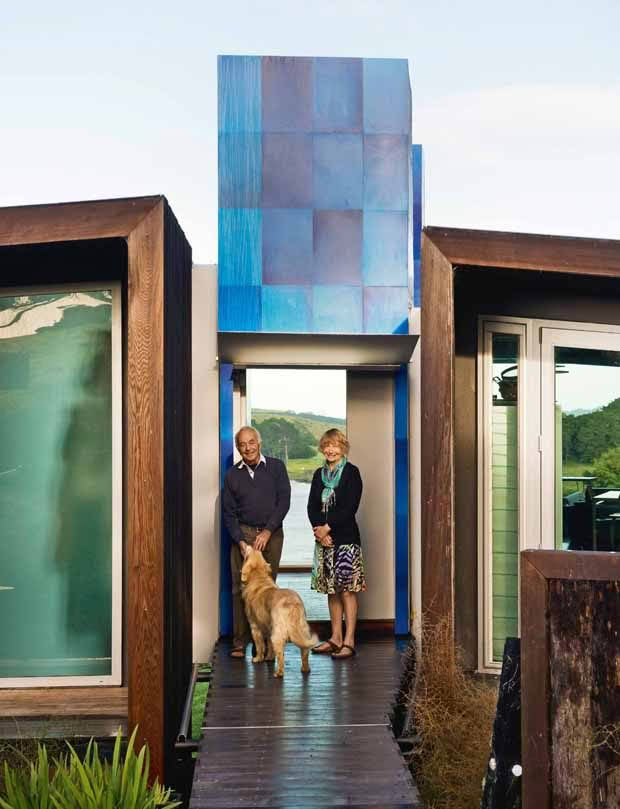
[217,331,418,369]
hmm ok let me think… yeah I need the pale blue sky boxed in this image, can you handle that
[2,0,619,262]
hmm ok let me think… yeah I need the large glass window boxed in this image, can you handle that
[480,322,524,669]
[0,287,121,685]
[551,343,620,552]
[246,368,347,619]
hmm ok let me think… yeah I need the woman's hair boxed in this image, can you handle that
[319,428,350,454]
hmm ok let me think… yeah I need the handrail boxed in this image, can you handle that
[177,663,199,744]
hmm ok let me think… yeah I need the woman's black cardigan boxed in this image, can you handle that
[307,462,363,547]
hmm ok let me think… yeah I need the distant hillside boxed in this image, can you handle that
[563,397,620,463]
[252,409,345,442]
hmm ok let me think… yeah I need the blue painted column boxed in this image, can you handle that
[394,362,410,635]
[219,363,234,635]
[412,144,424,308]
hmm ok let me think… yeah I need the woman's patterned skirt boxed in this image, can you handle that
[310,542,366,594]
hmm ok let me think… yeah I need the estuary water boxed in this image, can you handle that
[276,480,331,619]
[281,480,314,565]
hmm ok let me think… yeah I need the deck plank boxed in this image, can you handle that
[190,639,420,808]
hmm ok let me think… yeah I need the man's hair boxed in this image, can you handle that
[235,425,262,448]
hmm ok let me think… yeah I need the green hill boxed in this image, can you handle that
[251,409,345,482]
[251,409,345,442]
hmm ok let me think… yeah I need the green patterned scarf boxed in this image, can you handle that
[321,457,347,512]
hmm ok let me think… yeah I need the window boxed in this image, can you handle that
[0,286,122,686]
[478,321,525,670]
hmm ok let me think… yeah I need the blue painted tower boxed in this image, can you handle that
[217,54,422,637]
[218,55,417,334]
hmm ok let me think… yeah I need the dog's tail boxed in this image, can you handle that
[289,603,319,649]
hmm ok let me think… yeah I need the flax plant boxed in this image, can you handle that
[0,728,179,809]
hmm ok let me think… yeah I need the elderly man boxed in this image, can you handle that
[223,425,291,658]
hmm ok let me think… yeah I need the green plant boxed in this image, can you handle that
[0,728,180,809]
[585,446,620,487]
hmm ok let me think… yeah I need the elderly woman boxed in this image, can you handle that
[307,428,365,658]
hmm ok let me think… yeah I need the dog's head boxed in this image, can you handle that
[241,547,272,583]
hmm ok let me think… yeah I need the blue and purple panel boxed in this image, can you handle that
[218,54,413,334]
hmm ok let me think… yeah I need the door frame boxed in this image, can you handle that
[218,362,411,636]
[477,315,620,671]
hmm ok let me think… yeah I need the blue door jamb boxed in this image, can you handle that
[394,363,410,635]
[219,362,234,636]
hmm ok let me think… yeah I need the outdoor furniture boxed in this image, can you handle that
[608,513,620,551]
[593,489,620,501]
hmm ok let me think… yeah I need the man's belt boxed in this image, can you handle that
[239,523,266,534]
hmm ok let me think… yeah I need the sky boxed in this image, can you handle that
[2,0,619,265]
[247,369,347,419]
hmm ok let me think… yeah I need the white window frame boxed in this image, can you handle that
[477,319,528,673]
[0,282,122,687]
[478,315,620,673]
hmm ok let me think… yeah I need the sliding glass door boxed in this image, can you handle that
[0,287,122,686]
[541,328,620,553]
[479,318,620,671]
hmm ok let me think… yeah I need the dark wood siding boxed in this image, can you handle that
[421,234,455,625]
[163,200,193,779]
[0,197,193,786]
[521,551,620,809]
[453,267,620,668]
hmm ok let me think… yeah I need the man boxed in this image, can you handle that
[222,425,291,658]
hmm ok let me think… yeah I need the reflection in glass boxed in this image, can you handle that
[555,347,620,552]
[491,334,519,662]
[0,291,113,679]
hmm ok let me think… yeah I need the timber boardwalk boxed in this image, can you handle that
[190,638,421,808]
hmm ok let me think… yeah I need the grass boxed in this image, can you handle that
[408,619,498,809]
[561,459,596,496]
[286,452,324,483]
[191,665,211,742]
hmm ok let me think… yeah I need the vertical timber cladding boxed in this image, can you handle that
[521,551,620,809]
[0,197,193,785]
[548,580,620,807]
[125,199,193,785]
[420,234,455,624]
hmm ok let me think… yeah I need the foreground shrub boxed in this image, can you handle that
[0,727,179,809]
[409,618,498,809]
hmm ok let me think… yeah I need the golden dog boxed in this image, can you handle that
[241,548,318,677]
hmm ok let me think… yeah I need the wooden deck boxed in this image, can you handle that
[190,638,421,808]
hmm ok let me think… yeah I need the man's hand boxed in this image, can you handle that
[239,540,250,557]
[313,524,331,540]
[254,529,272,552]
[318,534,333,548]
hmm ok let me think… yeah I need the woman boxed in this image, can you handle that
[307,428,365,659]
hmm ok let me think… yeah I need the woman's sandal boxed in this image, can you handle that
[228,647,245,658]
[331,643,356,659]
[312,639,342,655]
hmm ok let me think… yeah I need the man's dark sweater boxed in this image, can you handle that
[222,456,291,544]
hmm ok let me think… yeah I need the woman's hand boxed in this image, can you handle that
[313,524,331,540]
[317,534,333,547]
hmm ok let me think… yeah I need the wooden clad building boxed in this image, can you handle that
[0,196,193,784]
[421,225,620,671]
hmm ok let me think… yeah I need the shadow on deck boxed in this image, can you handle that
[190,637,421,808]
